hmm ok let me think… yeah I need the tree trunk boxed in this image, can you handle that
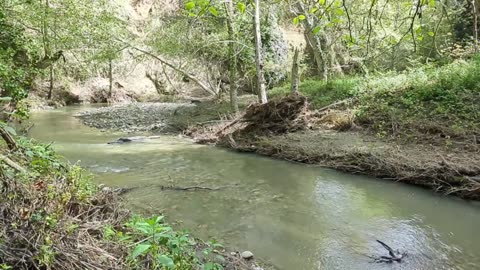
[108,59,113,98]
[47,65,53,100]
[225,0,239,113]
[291,47,300,95]
[298,2,328,80]
[474,0,479,53]
[254,0,268,104]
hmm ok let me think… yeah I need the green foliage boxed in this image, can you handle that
[276,57,480,139]
[0,8,37,103]
[270,78,357,108]
[104,215,224,270]
[0,0,128,110]
[357,57,480,138]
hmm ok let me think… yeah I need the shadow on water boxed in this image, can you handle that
[29,106,480,270]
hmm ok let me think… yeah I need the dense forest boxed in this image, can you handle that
[1,0,479,269]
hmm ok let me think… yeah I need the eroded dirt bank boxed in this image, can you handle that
[76,95,480,200]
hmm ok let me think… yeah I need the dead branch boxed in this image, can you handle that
[0,154,25,173]
[0,126,17,150]
[316,99,352,113]
[122,42,216,96]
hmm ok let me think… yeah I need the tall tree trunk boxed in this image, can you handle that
[298,3,328,80]
[254,0,267,104]
[47,65,53,100]
[291,47,300,95]
[108,59,113,98]
[474,0,479,53]
[225,0,238,112]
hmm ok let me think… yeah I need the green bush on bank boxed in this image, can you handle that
[270,56,480,138]
[0,136,227,270]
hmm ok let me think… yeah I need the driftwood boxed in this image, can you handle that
[107,136,162,145]
[104,184,233,195]
[369,240,405,263]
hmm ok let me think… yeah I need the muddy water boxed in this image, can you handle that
[30,106,480,270]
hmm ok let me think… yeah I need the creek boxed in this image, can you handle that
[30,105,480,270]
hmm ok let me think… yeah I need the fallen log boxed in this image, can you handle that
[369,240,405,263]
[102,184,233,195]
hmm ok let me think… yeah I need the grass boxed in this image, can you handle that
[270,56,480,140]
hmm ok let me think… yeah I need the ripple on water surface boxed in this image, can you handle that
[30,107,480,270]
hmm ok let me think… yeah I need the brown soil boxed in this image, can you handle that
[188,95,480,200]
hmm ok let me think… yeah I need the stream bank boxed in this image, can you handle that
[0,129,267,270]
[75,95,480,200]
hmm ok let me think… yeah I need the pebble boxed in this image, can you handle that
[241,251,254,259]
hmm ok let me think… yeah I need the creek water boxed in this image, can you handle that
[30,105,480,270]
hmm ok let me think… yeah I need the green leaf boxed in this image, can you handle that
[204,262,215,270]
[208,7,218,16]
[309,7,318,14]
[312,26,321,34]
[185,1,196,11]
[428,31,435,37]
[298,15,306,21]
[293,17,299,25]
[131,244,151,259]
[428,0,436,7]
[237,2,246,13]
[157,255,174,269]
[319,0,326,5]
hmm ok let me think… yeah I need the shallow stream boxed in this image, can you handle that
[30,106,480,270]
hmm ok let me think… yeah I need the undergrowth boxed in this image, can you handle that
[0,133,250,269]
[270,56,480,141]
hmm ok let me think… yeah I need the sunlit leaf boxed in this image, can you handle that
[237,2,246,13]
[312,26,321,34]
[298,15,306,21]
[293,17,299,25]
[185,1,195,11]
[208,7,218,17]
[428,31,435,37]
